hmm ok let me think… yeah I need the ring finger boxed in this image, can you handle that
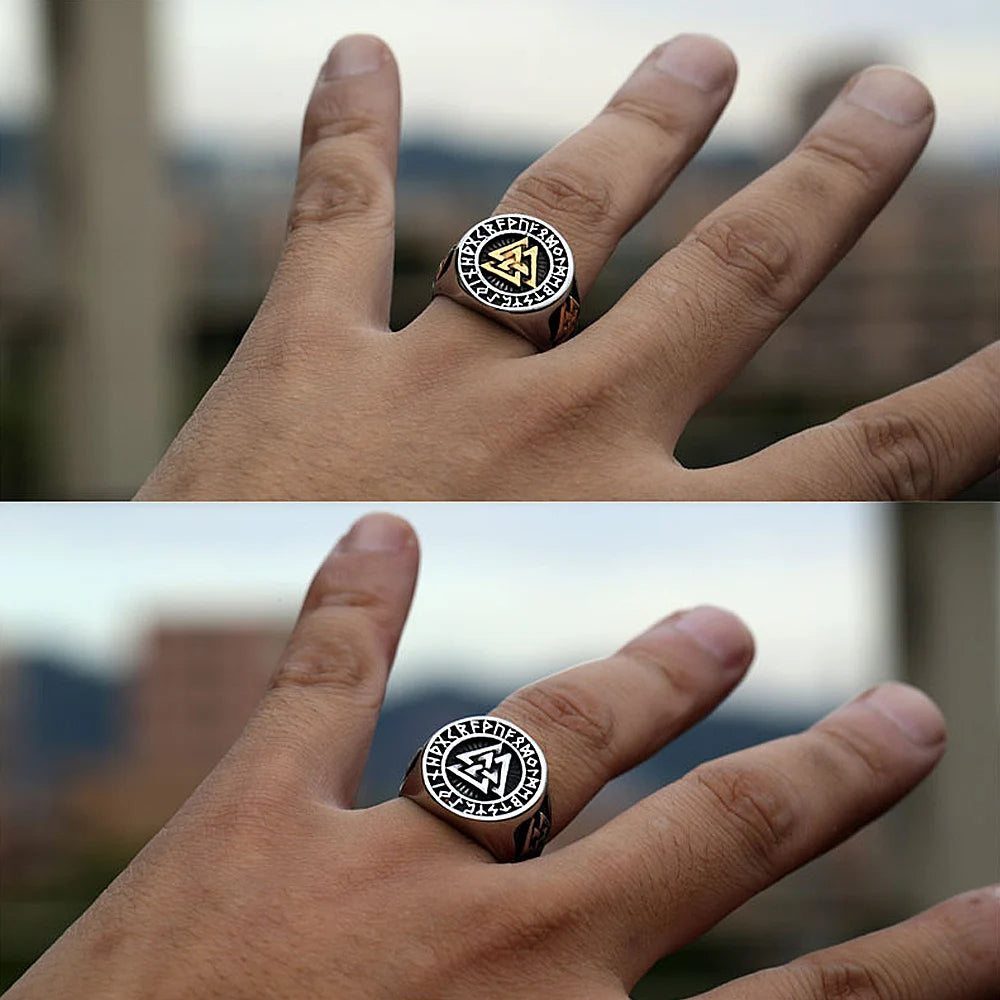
[489,604,754,842]
[413,34,737,360]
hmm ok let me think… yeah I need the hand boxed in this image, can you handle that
[136,34,998,501]
[10,513,997,1000]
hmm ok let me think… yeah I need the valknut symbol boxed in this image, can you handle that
[447,743,512,797]
[481,237,539,289]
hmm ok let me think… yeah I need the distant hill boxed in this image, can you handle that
[2,654,121,788]
[0,121,764,196]
[2,653,811,813]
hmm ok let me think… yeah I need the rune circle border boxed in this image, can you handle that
[453,213,576,315]
[420,714,548,823]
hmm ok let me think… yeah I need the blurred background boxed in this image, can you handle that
[0,0,998,499]
[1,502,997,995]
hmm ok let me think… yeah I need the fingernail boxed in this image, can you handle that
[654,34,733,93]
[323,35,386,80]
[843,66,932,125]
[658,605,753,670]
[336,513,412,553]
[858,683,946,747]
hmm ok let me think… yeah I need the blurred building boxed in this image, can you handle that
[0,622,288,854]
[77,622,288,841]
[130,623,283,775]
[0,4,996,497]
[0,653,121,857]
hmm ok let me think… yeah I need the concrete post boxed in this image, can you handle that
[45,0,174,497]
[895,503,999,907]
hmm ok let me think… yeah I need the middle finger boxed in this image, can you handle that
[414,35,737,361]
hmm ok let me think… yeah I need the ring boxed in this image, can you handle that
[398,715,552,862]
[432,213,581,351]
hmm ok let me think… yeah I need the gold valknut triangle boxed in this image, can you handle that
[481,236,539,289]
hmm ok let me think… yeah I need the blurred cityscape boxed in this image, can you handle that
[0,2,996,498]
[1,503,997,995]
[0,620,891,995]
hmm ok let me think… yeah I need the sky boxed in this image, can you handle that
[0,503,897,715]
[0,0,997,158]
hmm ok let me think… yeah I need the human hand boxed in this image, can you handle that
[136,34,998,501]
[10,513,998,999]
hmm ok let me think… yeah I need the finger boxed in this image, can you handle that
[270,35,400,330]
[247,513,419,806]
[557,683,946,985]
[697,886,1000,1000]
[414,35,737,361]
[588,65,935,432]
[493,605,753,839]
[724,341,1000,499]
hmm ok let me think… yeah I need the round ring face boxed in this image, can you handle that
[421,716,548,822]
[454,214,575,314]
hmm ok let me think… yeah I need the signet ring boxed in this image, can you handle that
[398,715,552,862]
[431,214,581,351]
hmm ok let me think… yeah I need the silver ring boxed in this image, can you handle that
[431,213,581,351]
[398,715,552,862]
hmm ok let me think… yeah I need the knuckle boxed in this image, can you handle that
[271,609,381,700]
[305,110,383,148]
[838,409,944,499]
[288,149,391,233]
[796,957,902,1000]
[797,131,880,194]
[606,94,689,143]
[505,677,617,757]
[302,563,386,614]
[614,644,705,702]
[301,83,387,149]
[809,722,892,786]
[689,759,797,875]
[505,165,617,236]
[686,211,798,312]
[937,888,1000,967]
[785,890,1000,1000]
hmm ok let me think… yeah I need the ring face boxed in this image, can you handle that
[454,214,575,315]
[421,715,547,822]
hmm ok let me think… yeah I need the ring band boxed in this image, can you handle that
[432,213,581,351]
[398,715,552,862]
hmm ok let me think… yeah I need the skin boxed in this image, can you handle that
[136,33,999,501]
[9,513,999,999]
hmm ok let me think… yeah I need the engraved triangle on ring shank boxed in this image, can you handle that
[446,743,512,797]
